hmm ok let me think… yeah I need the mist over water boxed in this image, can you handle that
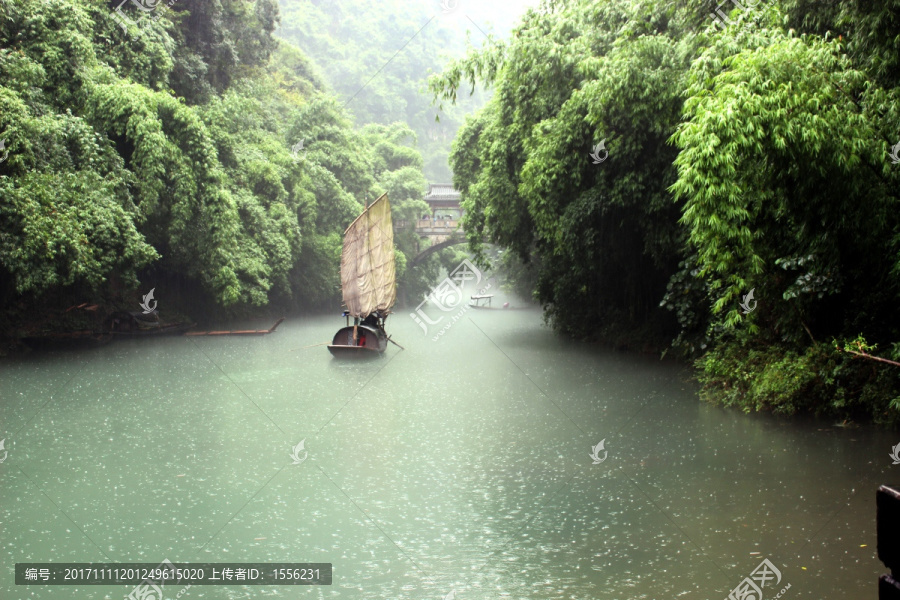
[0,298,892,599]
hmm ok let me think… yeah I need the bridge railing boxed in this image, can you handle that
[417,219,457,230]
[394,219,459,233]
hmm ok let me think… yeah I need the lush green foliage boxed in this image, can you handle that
[431,0,693,340]
[430,0,900,421]
[698,340,900,425]
[0,0,433,328]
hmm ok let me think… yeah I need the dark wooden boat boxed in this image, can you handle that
[327,193,398,357]
[19,307,194,348]
[328,321,388,357]
[18,302,109,349]
[110,322,195,337]
[185,318,284,336]
[20,331,113,349]
[106,311,195,337]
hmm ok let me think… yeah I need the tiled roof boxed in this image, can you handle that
[425,183,461,202]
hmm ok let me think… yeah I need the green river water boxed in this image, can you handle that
[0,285,896,599]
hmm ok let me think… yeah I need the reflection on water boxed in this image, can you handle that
[0,296,894,599]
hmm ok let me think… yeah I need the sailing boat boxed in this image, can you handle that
[327,193,397,357]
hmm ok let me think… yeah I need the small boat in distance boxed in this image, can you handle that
[469,294,493,308]
[328,193,397,357]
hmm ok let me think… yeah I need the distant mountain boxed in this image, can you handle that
[275,0,538,181]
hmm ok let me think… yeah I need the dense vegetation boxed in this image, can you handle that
[3,0,899,424]
[0,0,445,337]
[430,0,900,422]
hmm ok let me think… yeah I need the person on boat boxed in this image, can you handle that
[358,332,366,347]
[361,312,385,332]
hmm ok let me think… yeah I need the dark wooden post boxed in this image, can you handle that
[878,485,900,599]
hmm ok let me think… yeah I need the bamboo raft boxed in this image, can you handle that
[184,317,284,337]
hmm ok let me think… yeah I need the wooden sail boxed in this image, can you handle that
[340,193,396,318]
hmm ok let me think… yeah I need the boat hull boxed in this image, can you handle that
[106,311,195,337]
[109,322,196,337]
[327,325,386,357]
[20,332,113,350]
[185,318,284,337]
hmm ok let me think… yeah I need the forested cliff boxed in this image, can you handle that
[430,0,900,422]
[0,0,442,330]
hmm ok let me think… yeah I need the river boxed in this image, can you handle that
[0,285,895,599]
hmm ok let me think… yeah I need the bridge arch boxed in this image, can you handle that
[407,232,470,268]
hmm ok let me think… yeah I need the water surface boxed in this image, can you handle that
[0,297,893,599]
